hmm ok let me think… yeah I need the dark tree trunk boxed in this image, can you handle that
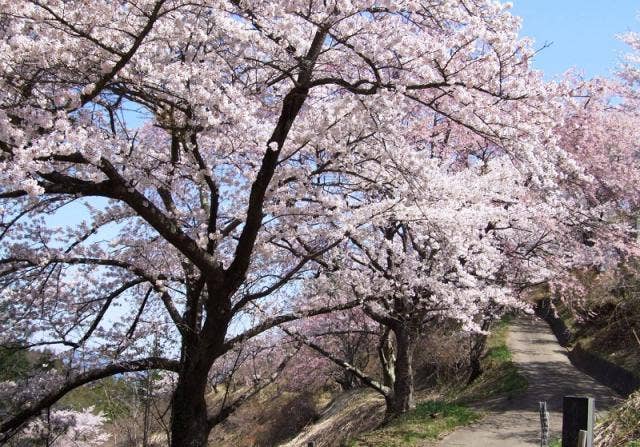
[170,358,211,447]
[468,354,483,384]
[386,327,416,415]
[467,318,493,384]
[170,317,226,447]
[467,337,485,384]
[168,277,231,447]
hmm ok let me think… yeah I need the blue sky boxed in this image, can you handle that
[512,0,639,79]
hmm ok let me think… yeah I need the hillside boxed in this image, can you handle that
[276,316,623,447]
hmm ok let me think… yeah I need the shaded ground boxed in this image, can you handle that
[439,316,621,447]
[280,389,386,447]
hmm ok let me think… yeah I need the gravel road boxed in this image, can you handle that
[439,316,621,446]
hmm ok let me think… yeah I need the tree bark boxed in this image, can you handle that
[378,327,396,389]
[467,318,493,384]
[467,334,486,384]
[170,352,212,447]
[386,327,416,415]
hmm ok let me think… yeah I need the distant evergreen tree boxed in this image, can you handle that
[0,348,30,382]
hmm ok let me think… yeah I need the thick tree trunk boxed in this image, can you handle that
[168,278,231,447]
[170,325,224,447]
[386,327,416,415]
[170,361,211,447]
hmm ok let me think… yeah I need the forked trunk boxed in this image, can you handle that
[170,286,229,447]
[386,327,416,415]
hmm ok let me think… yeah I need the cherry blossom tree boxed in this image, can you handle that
[285,15,640,422]
[0,0,565,445]
[287,150,568,414]
[619,27,640,97]
[546,34,640,301]
[285,308,379,392]
[11,407,110,447]
[561,25,640,249]
[556,77,640,251]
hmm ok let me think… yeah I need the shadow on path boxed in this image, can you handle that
[438,316,621,447]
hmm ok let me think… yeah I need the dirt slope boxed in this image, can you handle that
[439,316,621,447]
[279,389,386,447]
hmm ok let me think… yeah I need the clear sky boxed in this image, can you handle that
[511,0,639,79]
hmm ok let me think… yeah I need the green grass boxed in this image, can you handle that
[344,316,525,446]
[485,344,511,362]
[345,400,480,447]
[456,315,528,402]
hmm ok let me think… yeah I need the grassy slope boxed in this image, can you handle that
[209,386,333,447]
[539,267,640,446]
[345,317,527,446]
[455,316,527,403]
[595,389,640,447]
[280,389,387,447]
[550,269,640,374]
[345,400,479,447]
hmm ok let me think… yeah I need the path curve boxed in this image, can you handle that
[439,316,621,446]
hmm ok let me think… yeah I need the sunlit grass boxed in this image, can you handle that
[345,316,527,446]
[346,400,480,446]
[457,315,528,402]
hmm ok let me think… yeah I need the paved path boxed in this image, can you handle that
[439,316,621,446]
